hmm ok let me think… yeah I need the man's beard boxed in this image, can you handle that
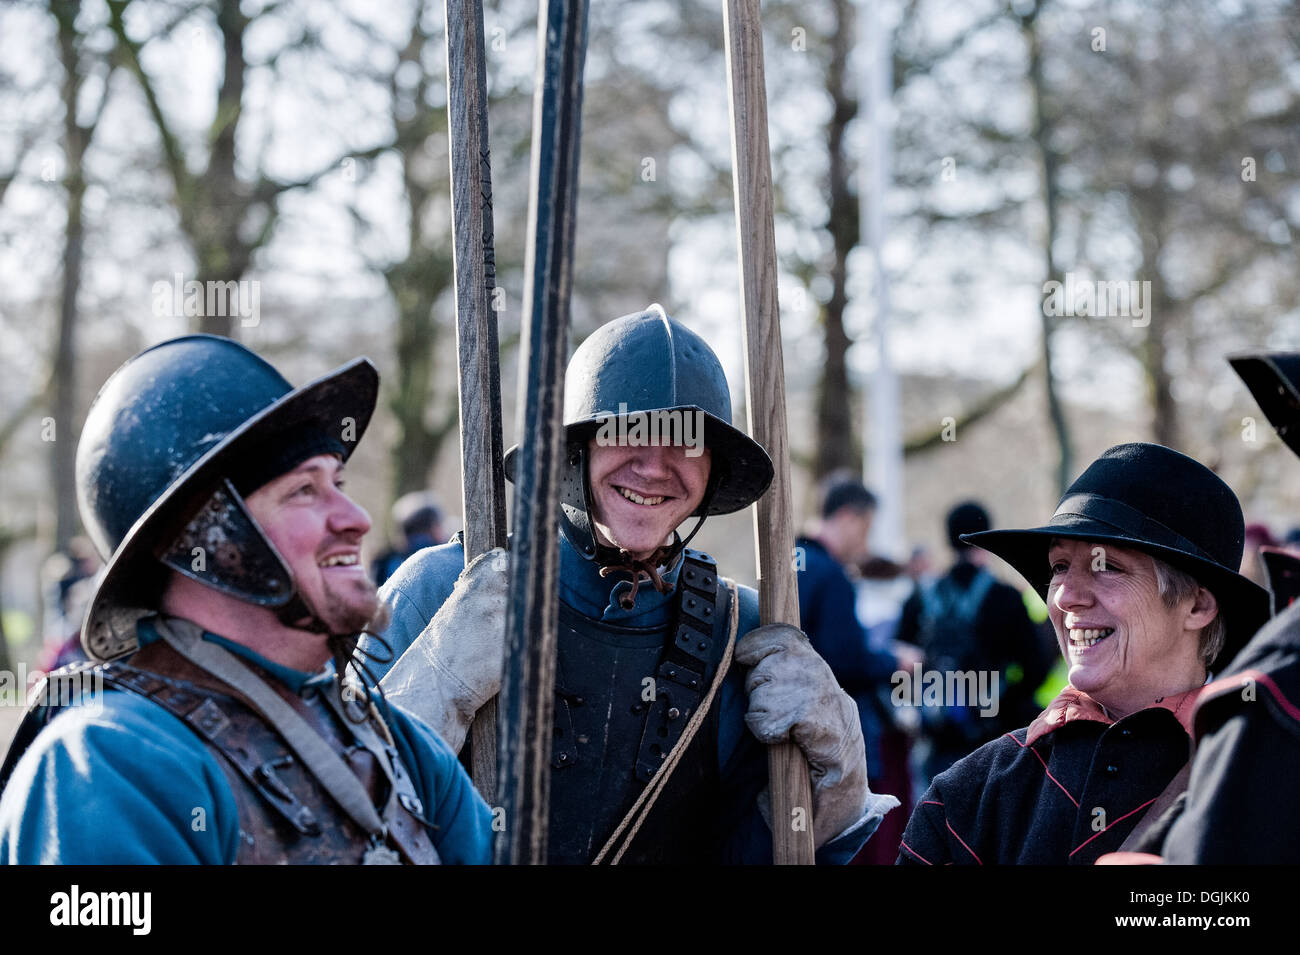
[319,574,387,637]
[318,576,393,723]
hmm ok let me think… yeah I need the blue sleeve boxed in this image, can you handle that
[359,540,467,682]
[799,556,897,695]
[382,701,494,864]
[0,693,239,864]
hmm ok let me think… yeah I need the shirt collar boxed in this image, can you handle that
[1024,684,1202,746]
[138,616,330,694]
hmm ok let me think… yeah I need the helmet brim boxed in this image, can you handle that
[81,358,379,662]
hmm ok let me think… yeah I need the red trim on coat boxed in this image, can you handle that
[945,820,983,865]
[899,839,932,865]
[1195,668,1300,727]
[1068,795,1158,858]
[1005,731,1080,808]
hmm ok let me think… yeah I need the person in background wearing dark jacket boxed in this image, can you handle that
[796,478,908,774]
[796,476,916,863]
[370,492,448,587]
[898,501,1050,788]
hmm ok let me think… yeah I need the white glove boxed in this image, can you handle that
[735,623,899,849]
[380,548,507,751]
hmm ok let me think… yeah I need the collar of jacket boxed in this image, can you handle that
[1025,684,1201,746]
[558,529,687,625]
[137,615,334,695]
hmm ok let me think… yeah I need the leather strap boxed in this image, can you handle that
[632,548,724,781]
[593,577,740,865]
[152,616,386,837]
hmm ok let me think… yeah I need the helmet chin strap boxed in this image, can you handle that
[274,588,391,724]
[274,592,333,635]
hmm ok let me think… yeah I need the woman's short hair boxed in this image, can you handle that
[1151,556,1227,666]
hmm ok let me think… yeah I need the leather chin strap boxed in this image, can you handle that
[598,545,676,611]
[275,593,332,635]
[274,591,385,725]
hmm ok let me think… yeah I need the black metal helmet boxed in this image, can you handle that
[504,305,774,562]
[75,335,378,661]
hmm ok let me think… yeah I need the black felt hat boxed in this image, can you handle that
[962,442,1269,670]
[1229,352,1300,458]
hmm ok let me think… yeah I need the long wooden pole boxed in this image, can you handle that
[495,0,589,865]
[445,0,508,805]
[723,0,817,865]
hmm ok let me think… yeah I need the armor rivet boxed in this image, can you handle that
[668,669,677,678]
[559,753,568,762]
[668,707,680,719]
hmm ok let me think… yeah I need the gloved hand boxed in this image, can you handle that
[735,623,899,849]
[380,548,508,752]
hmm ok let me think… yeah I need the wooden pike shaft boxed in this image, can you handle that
[723,0,818,865]
[445,0,507,805]
[495,0,589,865]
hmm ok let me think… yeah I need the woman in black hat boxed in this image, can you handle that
[895,442,1269,865]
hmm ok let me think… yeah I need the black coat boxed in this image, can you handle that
[1160,604,1300,863]
[896,687,1196,865]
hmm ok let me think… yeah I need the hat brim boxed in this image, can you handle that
[502,408,774,516]
[1229,353,1300,458]
[82,358,379,661]
[964,518,1270,671]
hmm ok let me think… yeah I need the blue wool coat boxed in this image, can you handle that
[0,625,494,865]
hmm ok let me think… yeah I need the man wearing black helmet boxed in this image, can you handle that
[369,305,897,863]
[0,336,491,864]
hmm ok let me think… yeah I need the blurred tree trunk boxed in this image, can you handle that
[1133,185,1179,448]
[52,0,87,553]
[108,0,389,340]
[1023,0,1074,495]
[814,0,859,480]
[193,0,251,338]
[107,0,252,338]
[50,0,113,551]
[382,11,457,500]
